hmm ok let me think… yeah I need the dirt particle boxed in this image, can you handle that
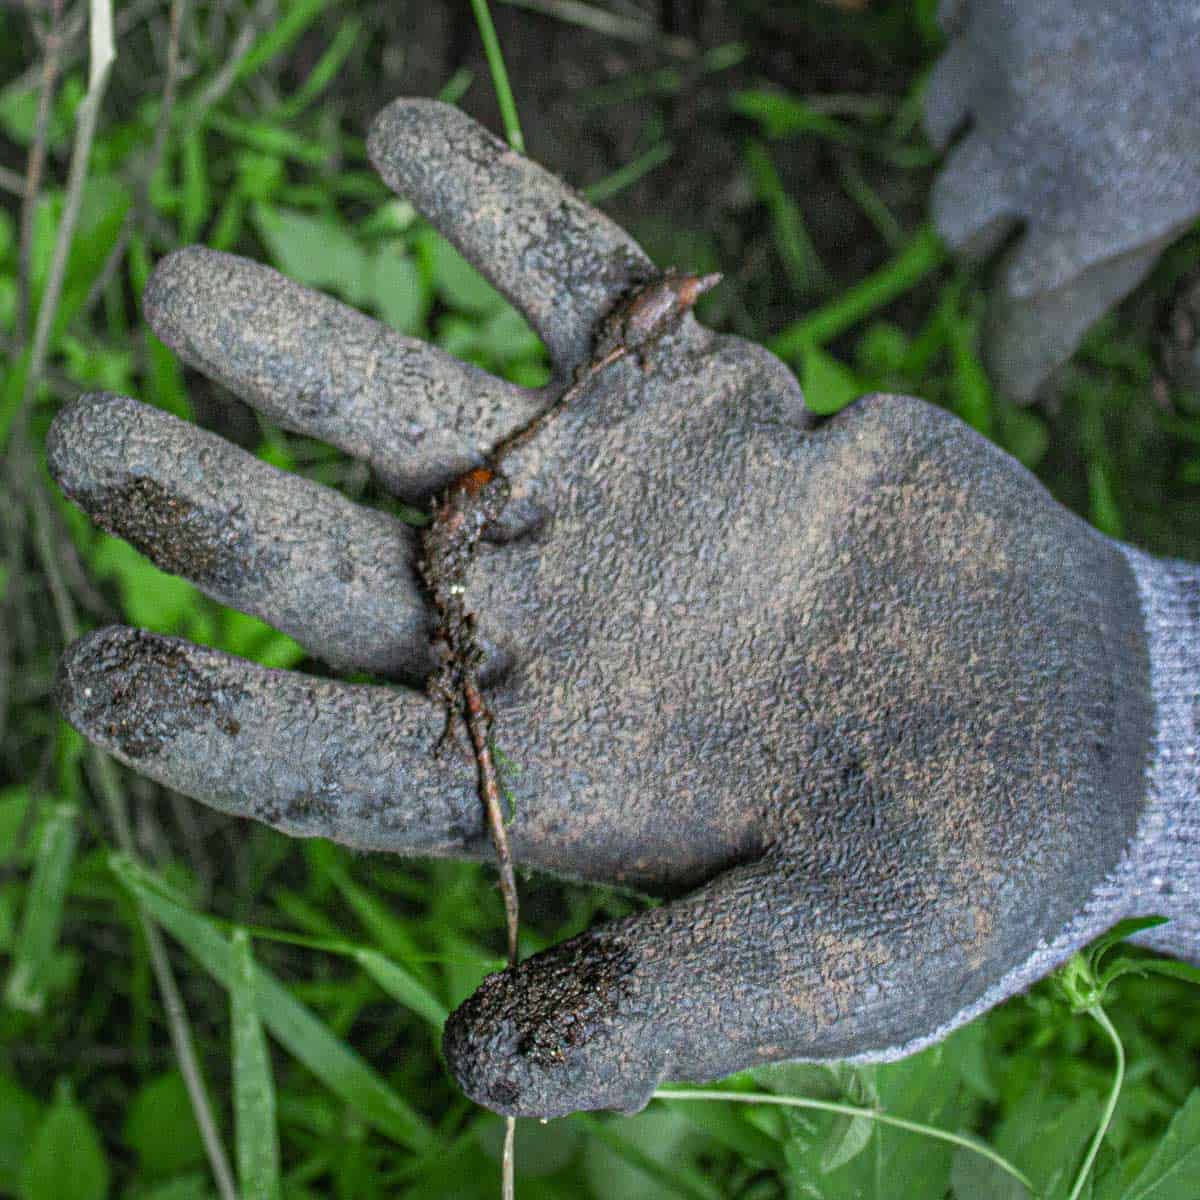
[60,628,248,760]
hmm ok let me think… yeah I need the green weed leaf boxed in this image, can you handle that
[0,1073,42,1195]
[123,1074,206,1179]
[20,1083,109,1200]
[1097,1089,1200,1200]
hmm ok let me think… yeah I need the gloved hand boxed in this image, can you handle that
[49,100,1198,1120]
[924,0,1200,400]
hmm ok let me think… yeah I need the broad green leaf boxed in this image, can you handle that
[110,854,433,1152]
[996,1090,1099,1200]
[417,230,504,315]
[820,1105,875,1175]
[662,1096,787,1171]
[19,1083,109,1200]
[476,1112,582,1179]
[801,344,863,416]
[578,1112,717,1200]
[1098,1089,1200,1200]
[123,1074,206,1179]
[216,610,306,670]
[365,243,426,334]
[89,536,209,637]
[1119,958,1200,988]
[951,1145,1030,1200]
[252,204,367,304]
[5,802,79,1014]
[0,1073,42,1194]
[231,931,281,1200]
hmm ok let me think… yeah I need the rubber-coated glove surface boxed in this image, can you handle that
[924,0,1200,400]
[51,100,1160,1118]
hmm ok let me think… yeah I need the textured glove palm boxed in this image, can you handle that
[51,100,1166,1119]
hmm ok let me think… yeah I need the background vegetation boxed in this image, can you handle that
[1,1,1199,1197]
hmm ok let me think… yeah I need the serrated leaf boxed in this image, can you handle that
[110,854,433,1152]
[951,1143,1031,1200]
[20,1084,109,1200]
[231,931,281,1200]
[1124,958,1200,988]
[820,1108,874,1174]
[1099,1089,1200,1200]
[123,1074,206,1179]
[1090,917,1170,964]
[579,1112,717,1200]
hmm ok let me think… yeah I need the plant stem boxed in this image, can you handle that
[652,1088,1035,1196]
[1067,1004,1125,1200]
[17,0,65,344]
[470,0,525,153]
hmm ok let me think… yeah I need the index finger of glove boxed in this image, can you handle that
[367,99,654,372]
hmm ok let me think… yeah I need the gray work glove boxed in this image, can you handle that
[924,0,1200,400]
[49,100,1200,1120]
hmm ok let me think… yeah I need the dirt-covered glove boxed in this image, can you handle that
[49,100,1199,1120]
[924,0,1200,399]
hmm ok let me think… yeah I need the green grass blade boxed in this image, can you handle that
[232,0,333,88]
[470,0,525,152]
[110,853,434,1153]
[770,225,945,359]
[273,16,362,119]
[4,801,79,1014]
[231,930,282,1200]
[355,949,448,1032]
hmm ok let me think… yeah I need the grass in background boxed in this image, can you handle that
[1,2,1199,1198]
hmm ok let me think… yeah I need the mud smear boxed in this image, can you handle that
[58,629,248,760]
[75,477,261,591]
